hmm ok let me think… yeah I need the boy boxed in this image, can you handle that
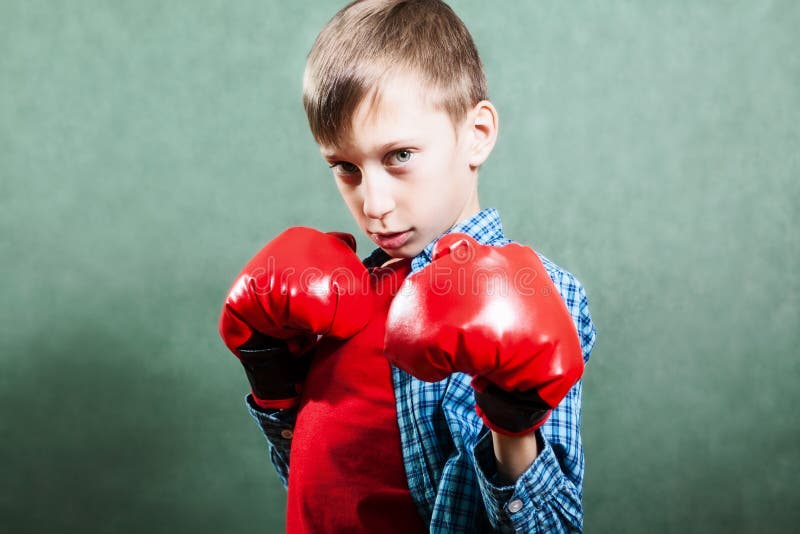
[219,1,597,532]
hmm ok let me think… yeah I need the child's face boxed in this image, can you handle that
[320,72,486,259]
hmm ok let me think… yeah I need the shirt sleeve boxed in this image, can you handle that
[471,385,585,533]
[245,394,297,490]
[469,269,597,533]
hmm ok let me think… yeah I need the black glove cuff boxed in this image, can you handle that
[474,381,552,434]
[237,333,312,402]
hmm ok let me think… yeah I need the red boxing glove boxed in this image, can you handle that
[384,233,584,435]
[219,227,372,409]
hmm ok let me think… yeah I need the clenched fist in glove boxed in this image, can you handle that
[384,233,584,436]
[219,227,372,409]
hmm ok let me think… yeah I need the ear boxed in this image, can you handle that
[466,100,499,169]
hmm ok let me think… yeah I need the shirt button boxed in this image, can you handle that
[280,429,293,439]
[507,499,524,513]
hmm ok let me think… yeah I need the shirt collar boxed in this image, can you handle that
[411,207,506,273]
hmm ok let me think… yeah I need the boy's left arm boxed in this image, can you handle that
[386,233,597,532]
[472,382,588,532]
[491,430,540,484]
[471,266,597,533]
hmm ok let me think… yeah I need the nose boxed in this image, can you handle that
[361,169,395,220]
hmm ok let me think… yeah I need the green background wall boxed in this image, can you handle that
[2,1,797,532]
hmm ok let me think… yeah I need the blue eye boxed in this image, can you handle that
[389,149,413,166]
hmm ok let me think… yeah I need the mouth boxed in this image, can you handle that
[370,229,412,250]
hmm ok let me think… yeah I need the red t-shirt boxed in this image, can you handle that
[285,258,427,533]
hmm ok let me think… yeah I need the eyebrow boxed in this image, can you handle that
[322,139,419,161]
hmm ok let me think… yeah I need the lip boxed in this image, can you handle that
[370,230,412,249]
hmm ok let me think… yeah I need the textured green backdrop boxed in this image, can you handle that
[1,1,798,533]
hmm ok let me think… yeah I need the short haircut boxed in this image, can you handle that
[303,0,488,147]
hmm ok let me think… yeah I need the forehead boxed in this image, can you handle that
[321,72,453,157]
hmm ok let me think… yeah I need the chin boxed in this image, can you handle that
[382,247,417,259]
[382,242,424,259]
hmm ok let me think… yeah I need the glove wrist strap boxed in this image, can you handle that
[237,333,312,408]
[472,378,552,436]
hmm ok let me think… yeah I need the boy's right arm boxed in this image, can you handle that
[218,226,373,487]
[219,227,372,410]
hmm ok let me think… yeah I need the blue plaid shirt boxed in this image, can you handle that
[246,208,598,533]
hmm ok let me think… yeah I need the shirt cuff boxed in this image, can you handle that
[472,428,567,528]
[245,393,298,445]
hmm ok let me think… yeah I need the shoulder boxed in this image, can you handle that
[536,251,585,306]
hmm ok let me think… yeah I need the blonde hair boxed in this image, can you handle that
[303,0,488,147]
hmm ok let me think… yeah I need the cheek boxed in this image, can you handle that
[336,184,366,219]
